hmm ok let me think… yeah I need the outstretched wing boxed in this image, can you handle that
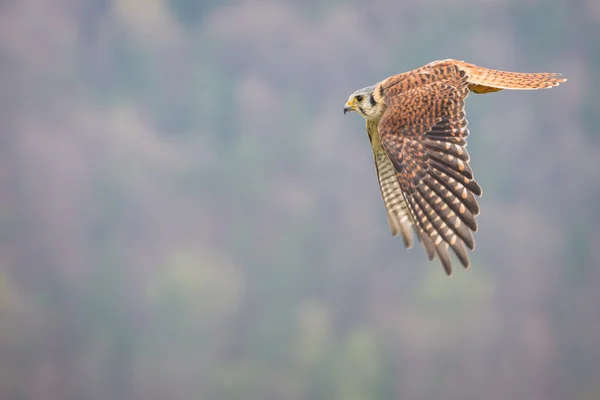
[378,64,482,275]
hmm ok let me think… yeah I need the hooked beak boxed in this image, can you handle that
[343,100,355,115]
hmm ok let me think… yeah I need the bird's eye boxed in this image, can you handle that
[355,95,363,102]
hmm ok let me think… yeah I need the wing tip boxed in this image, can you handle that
[435,243,453,276]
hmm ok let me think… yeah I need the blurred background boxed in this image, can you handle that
[1,0,599,399]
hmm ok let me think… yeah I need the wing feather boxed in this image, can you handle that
[367,120,414,248]
[377,64,480,274]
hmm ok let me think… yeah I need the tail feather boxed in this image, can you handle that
[458,61,566,93]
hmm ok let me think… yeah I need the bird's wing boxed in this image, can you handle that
[378,64,482,275]
[366,120,414,249]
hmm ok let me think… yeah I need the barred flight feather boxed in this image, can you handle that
[414,184,471,268]
[423,172,479,232]
[416,180,475,249]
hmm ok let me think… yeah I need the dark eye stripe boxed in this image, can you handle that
[369,93,376,107]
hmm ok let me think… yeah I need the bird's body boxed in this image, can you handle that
[344,59,566,275]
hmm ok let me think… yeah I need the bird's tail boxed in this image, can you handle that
[459,62,567,94]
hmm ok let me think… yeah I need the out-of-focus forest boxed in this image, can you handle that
[0,0,599,399]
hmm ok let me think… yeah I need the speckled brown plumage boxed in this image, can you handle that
[344,59,566,275]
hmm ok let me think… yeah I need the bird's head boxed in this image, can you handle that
[343,84,385,120]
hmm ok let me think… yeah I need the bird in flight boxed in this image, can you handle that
[343,59,566,275]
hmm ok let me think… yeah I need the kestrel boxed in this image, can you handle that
[344,59,566,275]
